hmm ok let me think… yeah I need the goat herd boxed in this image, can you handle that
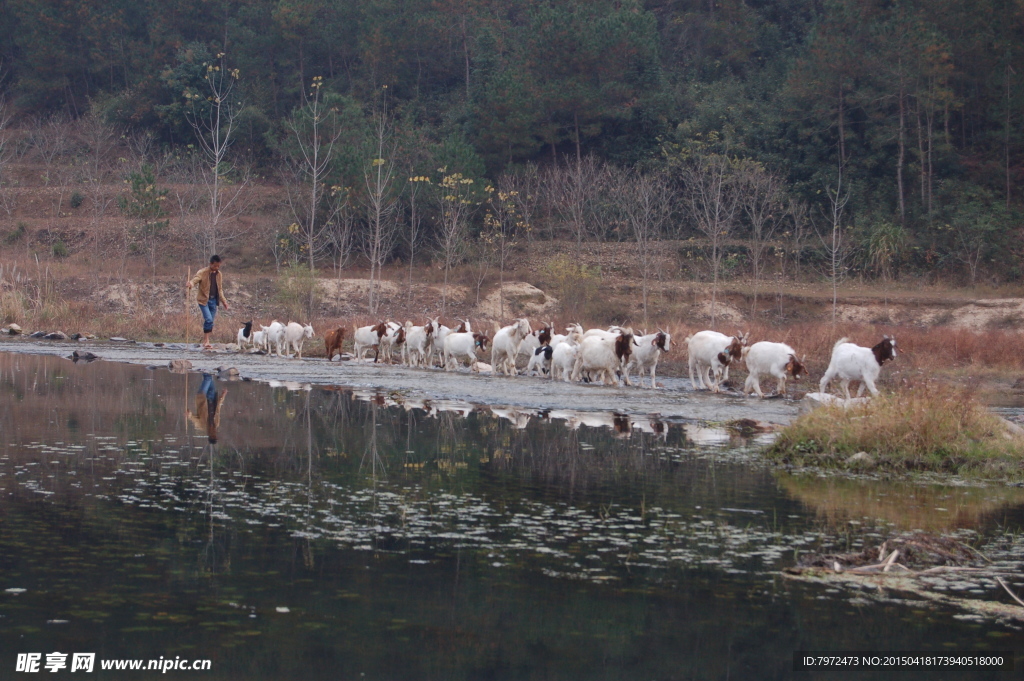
[235,318,898,400]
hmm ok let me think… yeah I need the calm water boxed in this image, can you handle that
[1,352,1022,680]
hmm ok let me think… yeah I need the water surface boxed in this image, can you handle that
[1,353,1022,679]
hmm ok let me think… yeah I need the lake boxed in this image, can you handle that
[1,352,1021,679]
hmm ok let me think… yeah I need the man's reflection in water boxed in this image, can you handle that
[187,373,228,444]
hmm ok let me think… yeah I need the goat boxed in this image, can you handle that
[266,321,286,358]
[282,322,314,359]
[570,328,637,386]
[548,323,583,349]
[742,341,806,398]
[353,322,389,361]
[686,330,748,392]
[550,339,579,382]
[431,320,470,367]
[323,327,346,361]
[525,344,553,376]
[402,318,438,367]
[819,336,897,399]
[491,318,532,376]
[251,329,267,353]
[516,322,553,366]
[626,330,672,389]
[443,332,490,371]
[377,321,405,364]
[236,320,254,350]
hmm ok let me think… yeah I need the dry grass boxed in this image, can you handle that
[766,383,1024,478]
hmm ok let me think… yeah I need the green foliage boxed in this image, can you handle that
[51,240,69,258]
[866,221,907,280]
[118,164,169,267]
[118,164,168,224]
[4,222,27,245]
[69,191,84,209]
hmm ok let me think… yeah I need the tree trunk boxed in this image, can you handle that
[837,86,846,165]
[916,102,926,206]
[1007,63,1013,210]
[897,86,906,223]
[574,110,581,163]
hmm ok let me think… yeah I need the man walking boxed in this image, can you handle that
[187,254,230,349]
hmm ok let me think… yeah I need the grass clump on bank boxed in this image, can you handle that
[766,384,1024,478]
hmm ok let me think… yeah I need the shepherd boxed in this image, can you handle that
[186,254,230,350]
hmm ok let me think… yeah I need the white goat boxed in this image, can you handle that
[626,331,672,389]
[550,340,579,382]
[742,341,806,398]
[251,329,267,352]
[402,319,438,367]
[686,330,747,392]
[819,336,897,399]
[570,329,637,386]
[431,320,470,367]
[265,321,286,358]
[353,322,389,361]
[281,322,315,359]
[443,332,489,371]
[491,318,532,376]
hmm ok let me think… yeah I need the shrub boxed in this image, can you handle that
[543,253,601,320]
[766,383,1024,477]
[51,240,69,258]
[275,264,319,320]
[69,191,84,209]
[4,222,26,245]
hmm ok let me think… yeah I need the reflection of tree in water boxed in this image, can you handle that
[360,398,388,480]
[194,441,247,576]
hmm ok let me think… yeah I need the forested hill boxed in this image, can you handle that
[0,0,1021,278]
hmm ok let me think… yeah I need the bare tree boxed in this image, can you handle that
[786,199,810,280]
[434,170,475,317]
[124,130,156,171]
[186,52,250,256]
[77,111,121,235]
[509,162,540,243]
[286,76,344,272]
[548,155,604,258]
[30,113,70,186]
[328,193,356,278]
[362,96,400,314]
[955,228,986,287]
[814,170,852,326]
[683,154,741,328]
[404,175,429,305]
[0,97,18,220]
[470,231,494,306]
[615,167,673,326]
[737,160,783,317]
[169,151,206,262]
[486,174,525,320]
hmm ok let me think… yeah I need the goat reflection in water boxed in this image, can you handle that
[187,373,229,444]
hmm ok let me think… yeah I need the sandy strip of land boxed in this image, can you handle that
[0,338,803,424]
